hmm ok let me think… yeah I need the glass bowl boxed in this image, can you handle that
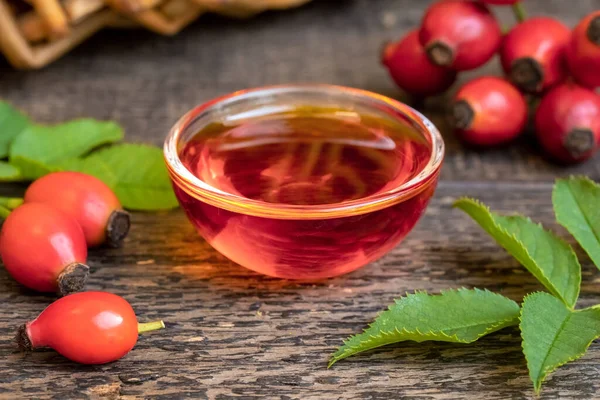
[164,84,444,280]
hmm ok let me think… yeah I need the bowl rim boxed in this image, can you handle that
[164,84,444,219]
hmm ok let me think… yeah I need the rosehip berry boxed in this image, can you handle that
[535,83,600,164]
[501,17,571,93]
[16,292,165,365]
[419,0,502,71]
[382,30,457,98]
[24,172,130,248]
[449,76,528,146]
[566,11,600,89]
[0,203,89,295]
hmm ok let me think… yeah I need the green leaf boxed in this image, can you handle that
[0,197,23,209]
[0,102,31,158]
[329,288,520,367]
[0,205,10,219]
[455,198,581,309]
[9,156,59,180]
[520,292,600,394]
[0,161,22,181]
[63,144,177,211]
[9,119,123,179]
[53,157,117,188]
[553,177,600,270]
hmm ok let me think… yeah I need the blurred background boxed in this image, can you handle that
[0,0,598,180]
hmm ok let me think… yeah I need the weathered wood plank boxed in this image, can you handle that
[1,0,599,398]
[1,181,599,399]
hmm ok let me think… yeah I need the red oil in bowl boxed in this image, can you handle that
[179,109,431,206]
[166,86,443,280]
[165,85,443,280]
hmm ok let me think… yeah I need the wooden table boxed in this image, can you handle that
[1,0,600,398]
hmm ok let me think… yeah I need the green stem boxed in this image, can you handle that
[511,1,527,23]
[527,95,541,110]
[0,205,11,219]
[138,320,165,334]
[0,197,23,209]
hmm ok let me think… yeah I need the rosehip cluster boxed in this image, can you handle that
[1,171,130,296]
[1,172,164,364]
[382,1,600,164]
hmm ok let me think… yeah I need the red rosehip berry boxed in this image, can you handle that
[535,83,600,164]
[449,76,528,146]
[566,11,600,89]
[419,0,502,71]
[382,30,457,97]
[0,203,89,295]
[501,17,571,93]
[24,172,130,248]
[16,292,165,365]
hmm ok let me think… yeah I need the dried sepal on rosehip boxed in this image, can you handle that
[382,30,457,98]
[17,292,165,365]
[449,76,528,147]
[566,11,600,89]
[24,171,130,248]
[535,83,600,164]
[0,203,89,296]
[419,0,502,71]
[501,17,571,93]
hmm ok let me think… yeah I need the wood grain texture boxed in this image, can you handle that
[2,182,600,400]
[1,0,600,399]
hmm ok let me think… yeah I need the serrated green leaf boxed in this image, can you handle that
[454,198,581,309]
[0,161,22,181]
[553,177,600,270]
[0,102,31,158]
[69,144,177,211]
[9,119,123,179]
[520,292,600,394]
[329,288,520,367]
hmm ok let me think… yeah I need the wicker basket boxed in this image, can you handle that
[0,0,312,69]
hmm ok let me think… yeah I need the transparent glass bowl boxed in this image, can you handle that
[164,84,444,279]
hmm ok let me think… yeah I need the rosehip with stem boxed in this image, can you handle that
[0,203,89,296]
[535,83,600,164]
[480,1,527,23]
[419,0,502,71]
[449,76,528,147]
[24,172,130,248]
[17,292,165,365]
[382,30,457,98]
[501,17,571,93]
[566,11,600,89]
